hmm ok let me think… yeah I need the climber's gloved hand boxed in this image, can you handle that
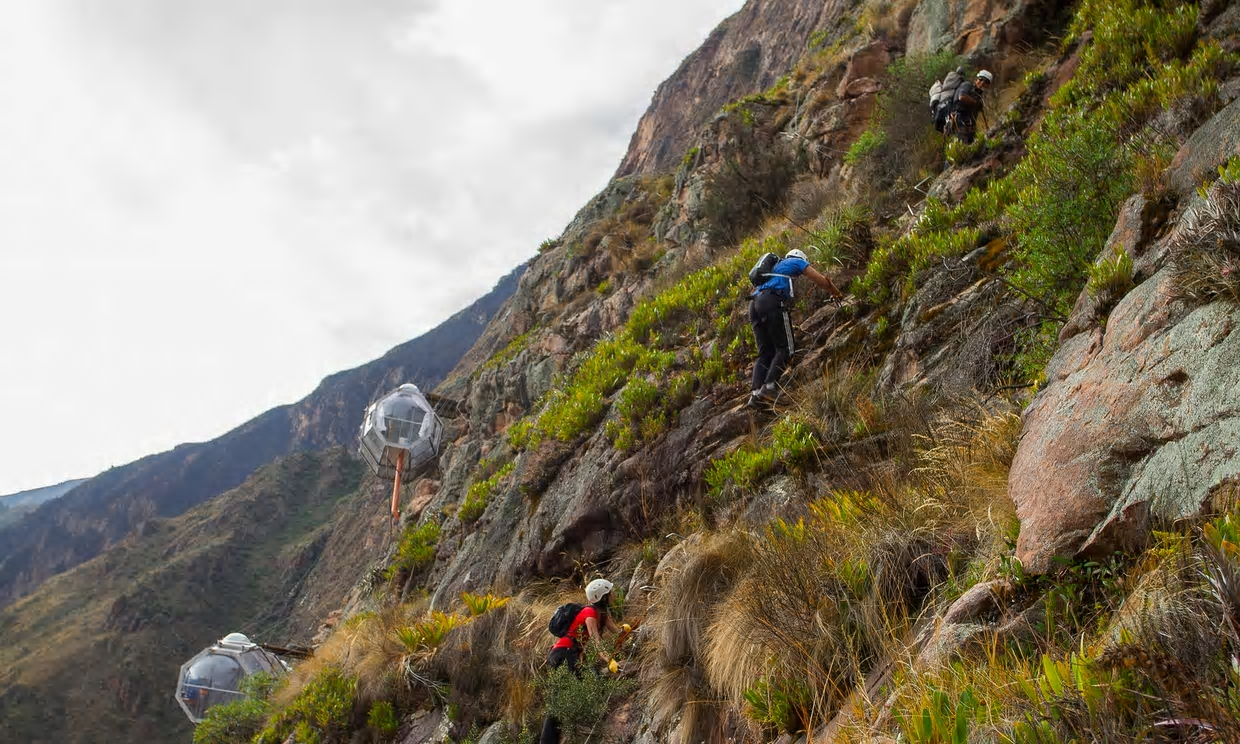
[621,623,632,633]
[608,659,620,675]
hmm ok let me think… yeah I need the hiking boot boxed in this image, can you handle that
[747,384,777,408]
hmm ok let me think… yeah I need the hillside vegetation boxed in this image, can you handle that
[6,0,1240,742]
[189,0,1240,740]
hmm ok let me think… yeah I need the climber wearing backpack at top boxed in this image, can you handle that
[949,69,992,143]
[539,579,628,744]
[747,249,845,409]
[930,68,993,143]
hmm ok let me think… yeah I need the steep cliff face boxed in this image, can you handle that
[0,267,522,610]
[616,0,849,177]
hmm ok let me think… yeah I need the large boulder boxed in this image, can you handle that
[1009,266,1240,572]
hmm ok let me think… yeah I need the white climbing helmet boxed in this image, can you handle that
[585,578,614,603]
[785,249,809,262]
[976,70,994,83]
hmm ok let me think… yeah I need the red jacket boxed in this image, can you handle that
[552,605,598,650]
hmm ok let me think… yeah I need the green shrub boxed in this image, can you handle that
[772,416,818,468]
[744,676,813,733]
[1219,155,1240,185]
[461,592,511,616]
[810,203,872,265]
[256,667,357,744]
[389,520,440,577]
[681,146,701,170]
[845,127,886,166]
[396,610,460,653]
[1006,111,1132,316]
[705,446,777,498]
[536,665,636,737]
[460,461,514,524]
[1086,246,1135,305]
[518,238,769,451]
[857,50,962,194]
[366,701,399,741]
[193,673,278,744]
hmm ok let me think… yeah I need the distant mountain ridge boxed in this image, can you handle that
[0,479,89,530]
[0,264,525,609]
[0,479,88,509]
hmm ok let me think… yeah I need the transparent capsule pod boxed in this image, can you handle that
[176,632,286,724]
[358,383,444,479]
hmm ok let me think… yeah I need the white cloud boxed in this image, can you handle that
[0,0,744,494]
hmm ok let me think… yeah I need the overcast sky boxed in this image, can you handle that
[0,0,745,495]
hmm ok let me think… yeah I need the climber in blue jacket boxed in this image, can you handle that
[749,249,844,408]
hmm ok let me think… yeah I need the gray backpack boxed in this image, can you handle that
[929,68,965,112]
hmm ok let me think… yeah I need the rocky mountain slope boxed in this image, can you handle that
[0,266,522,610]
[6,0,1240,742]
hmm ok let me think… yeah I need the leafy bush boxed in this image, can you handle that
[366,701,399,741]
[1219,155,1240,185]
[536,665,636,737]
[256,667,357,744]
[397,610,460,654]
[809,203,872,266]
[460,461,515,524]
[514,238,770,452]
[705,446,777,498]
[772,416,818,468]
[1006,111,1132,316]
[1086,246,1135,309]
[193,673,278,744]
[389,520,440,577]
[845,127,886,166]
[744,676,813,733]
[856,50,961,195]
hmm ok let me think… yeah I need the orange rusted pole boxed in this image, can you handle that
[390,450,405,522]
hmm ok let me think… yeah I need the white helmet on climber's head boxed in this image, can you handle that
[585,578,614,604]
[976,70,993,84]
[785,249,809,262]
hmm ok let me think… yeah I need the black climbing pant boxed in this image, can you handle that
[538,646,581,744]
[750,290,794,392]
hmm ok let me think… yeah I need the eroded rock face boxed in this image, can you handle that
[876,239,1029,395]
[906,0,1039,56]
[1010,268,1240,572]
[616,0,850,177]
[1167,96,1240,196]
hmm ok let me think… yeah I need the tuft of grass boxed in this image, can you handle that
[1086,246,1135,311]
[460,461,515,524]
[705,446,778,499]
[1169,181,1240,304]
[461,592,511,617]
[388,520,440,578]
